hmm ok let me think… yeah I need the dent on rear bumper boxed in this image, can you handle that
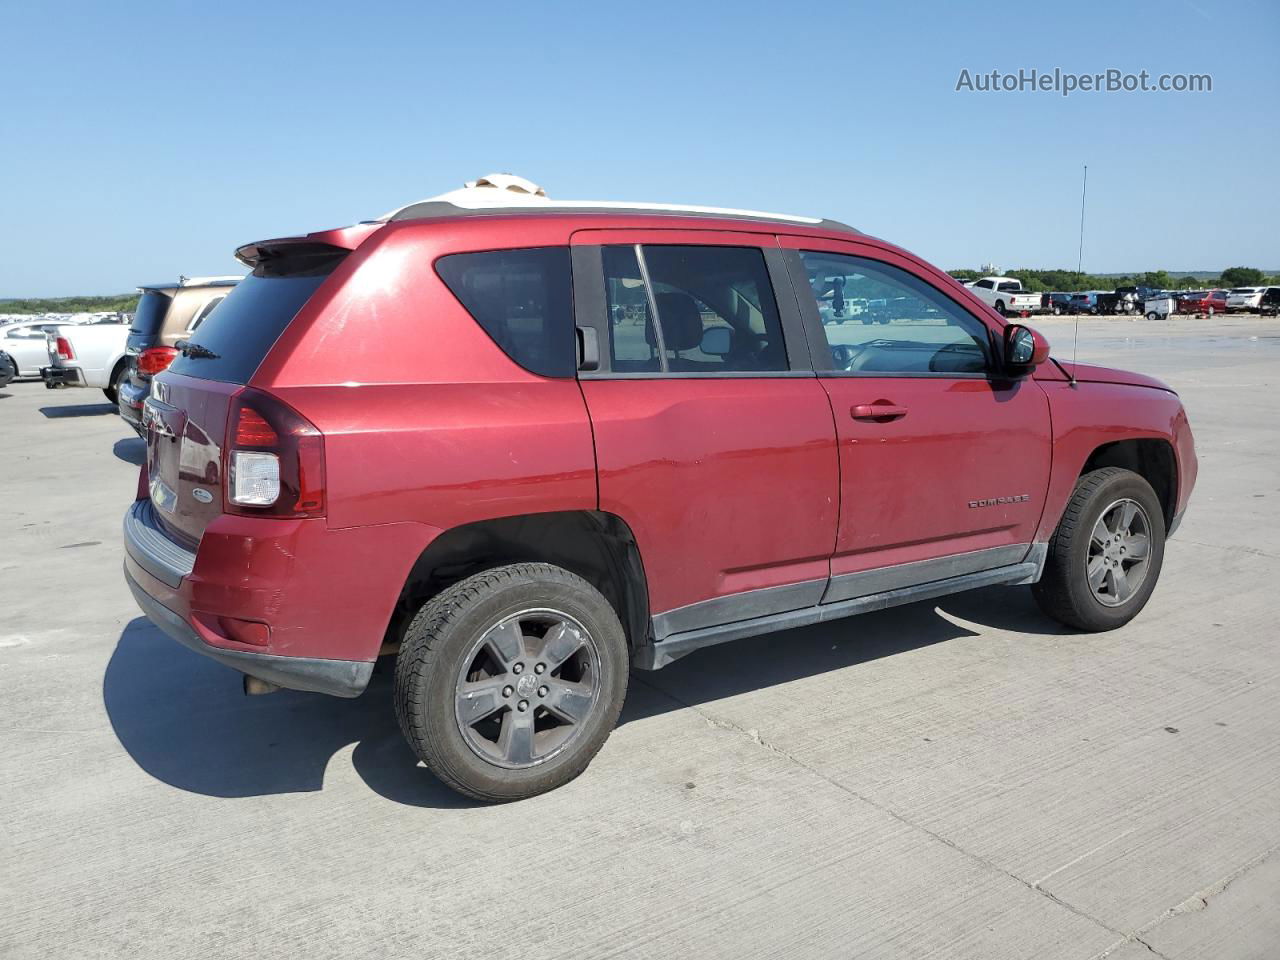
[125,565,373,697]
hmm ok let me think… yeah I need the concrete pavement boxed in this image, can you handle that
[1,315,1277,958]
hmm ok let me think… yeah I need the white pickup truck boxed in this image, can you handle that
[42,321,131,402]
[964,276,1043,316]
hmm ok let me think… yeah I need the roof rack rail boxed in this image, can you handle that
[375,173,856,233]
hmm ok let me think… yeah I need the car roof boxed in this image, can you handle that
[138,275,242,292]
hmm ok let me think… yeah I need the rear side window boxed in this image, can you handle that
[168,256,339,384]
[436,247,574,378]
[601,244,787,374]
[187,295,226,333]
[130,291,173,337]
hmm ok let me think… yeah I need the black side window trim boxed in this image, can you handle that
[571,242,814,379]
[783,248,1001,379]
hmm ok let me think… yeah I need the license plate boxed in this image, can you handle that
[150,477,178,514]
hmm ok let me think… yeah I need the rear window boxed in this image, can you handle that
[130,290,173,337]
[435,247,574,378]
[168,255,340,384]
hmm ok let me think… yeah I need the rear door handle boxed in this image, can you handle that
[851,402,908,422]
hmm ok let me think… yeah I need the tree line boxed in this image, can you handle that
[0,294,140,315]
[945,267,1275,293]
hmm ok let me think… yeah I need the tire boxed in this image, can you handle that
[0,355,15,388]
[1032,467,1166,632]
[994,300,1007,316]
[1207,307,1215,317]
[394,562,629,802]
[1052,306,1062,316]
[1146,312,1159,322]
[103,362,128,405]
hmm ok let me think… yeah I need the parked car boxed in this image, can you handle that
[1068,292,1100,314]
[1258,287,1280,317]
[1226,287,1266,312]
[1045,292,1074,315]
[0,319,73,378]
[1177,290,1229,316]
[42,321,132,402]
[0,349,16,387]
[118,277,240,434]
[123,175,1197,802]
[964,276,1042,316]
[1095,292,1123,315]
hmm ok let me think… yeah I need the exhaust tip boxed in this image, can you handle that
[243,674,281,696]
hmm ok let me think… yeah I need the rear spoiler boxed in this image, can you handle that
[234,224,381,271]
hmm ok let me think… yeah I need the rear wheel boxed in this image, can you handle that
[994,299,1007,316]
[103,362,128,405]
[1032,467,1166,631]
[1146,311,1159,321]
[394,563,629,802]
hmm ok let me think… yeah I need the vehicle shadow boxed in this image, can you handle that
[935,584,1076,637]
[113,437,146,466]
[39,402,118,418]
[105,591,1060,807]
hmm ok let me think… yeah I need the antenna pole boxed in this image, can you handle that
[1072,164,1087,385]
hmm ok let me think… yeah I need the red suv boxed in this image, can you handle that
[124,181,1197,801]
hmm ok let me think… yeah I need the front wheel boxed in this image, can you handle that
[394,563,629,802]
[1146,311,1159,321]
[1032,467,1166,631]
[1207,306,1215,317]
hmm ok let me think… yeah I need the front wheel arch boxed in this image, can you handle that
[1080,438,1178,533]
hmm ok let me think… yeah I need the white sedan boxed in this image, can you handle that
[0,320,72,378]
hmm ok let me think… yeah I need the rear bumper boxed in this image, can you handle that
[123,499,376,697]
[122,498,437,696]
[126,567,373,697]
[41,365,82,387]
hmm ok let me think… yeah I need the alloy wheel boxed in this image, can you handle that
[454,608,601,769]
[1087,498,1153,607]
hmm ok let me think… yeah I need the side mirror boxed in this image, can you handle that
[701,325,733,357]
[1003,324,1050,373]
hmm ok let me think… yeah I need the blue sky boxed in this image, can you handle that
[2,0,1276,296]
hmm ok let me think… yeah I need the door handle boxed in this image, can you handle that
[851,402,908,422]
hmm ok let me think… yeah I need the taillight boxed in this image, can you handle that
[137,346,179,376]
[225,388,326,518]
[55,336,74,361]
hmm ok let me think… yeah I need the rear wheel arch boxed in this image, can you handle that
[1080,438,1178,531]
[387,511,650,655]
